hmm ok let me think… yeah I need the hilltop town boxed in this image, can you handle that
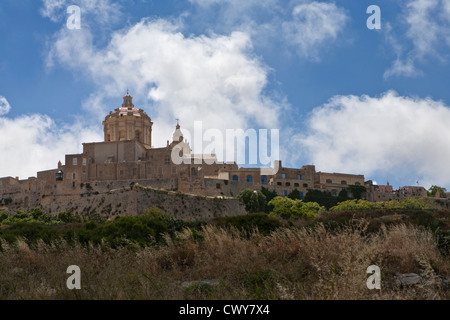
[0,93,436,217]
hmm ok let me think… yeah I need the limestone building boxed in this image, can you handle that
[0,93,428,213]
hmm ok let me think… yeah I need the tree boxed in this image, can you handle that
[427,185,447,198]
[304,189,341,210]
[348,185,367,199]
[237,189,266,213]
[260,187,278,213]
[288,189,302,200]
[268,196,324,219]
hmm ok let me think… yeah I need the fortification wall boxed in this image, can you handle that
[0,182,246,220]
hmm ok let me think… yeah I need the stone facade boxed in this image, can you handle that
[0,93,434,216]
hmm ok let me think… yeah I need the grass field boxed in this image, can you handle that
[0,208,448,300]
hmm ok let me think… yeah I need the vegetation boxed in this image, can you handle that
[330,197,438,212]
[268,196,325,219]
[0,198,448,300]
[428,185,447,198]
[0,212,448,300]
[236,189,266,213]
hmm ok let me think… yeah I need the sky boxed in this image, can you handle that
[1,0,450,190]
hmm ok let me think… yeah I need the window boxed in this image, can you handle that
[216,183,221,189]
[246,175,253,183]
[294,183,299,187]
[56,170,63,181]
[82,158,87,166]
[298,175,302,180]
[355,182,361,185]
[172,166,177,174]
[191,167,197,176]
[133,168,137,176]
[277,182,282,186]
[135,130,140,141]
[158,167,163,175]
[120,170,124,176]
[281,173,286,179]
[326,179,332,184]
[73,173,76,180]
[164,156,171,165]
[341,180,347,185]
[332,189,338,197]
[147,168,152,175]
[72,158,78,166]
[286,182,290,186]
[99,171,103,177]
[303,183,308,188]
[232,175,238,181]
[284,190,288,197]
[261,175,268,185]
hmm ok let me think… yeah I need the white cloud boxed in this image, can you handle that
[189,0,349,60]
[0,103,102,179]
[281,1,348,59]
[46,18,285,152]
[384,0,450,78]
[0,96,11,116]
[41,0,121,27]
[384,58,422,79]
[40,0,66,22]
[298,91,450,188]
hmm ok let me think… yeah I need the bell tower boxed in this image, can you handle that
[102,92,153,148]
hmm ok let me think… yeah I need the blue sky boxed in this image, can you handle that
[1,0,450,190]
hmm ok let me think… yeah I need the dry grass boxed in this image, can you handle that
[0,222,448,300]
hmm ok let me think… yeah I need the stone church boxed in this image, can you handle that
[0,93,426,213]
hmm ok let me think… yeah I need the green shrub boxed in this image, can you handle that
[330,199,378,212]
[0,222,60,244]
[0,211,8,223]
[213,213,281,236]
[268,196,324,219]
[237,189,266,213]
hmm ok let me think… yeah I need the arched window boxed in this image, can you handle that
[246,175,253,183]
[326,179,332,184]
[261,175,268,185]
[232,175,238,181]
[355,182,361,185]
[191,167,197,176]
[56,170,63,181]
[341,180,347,185]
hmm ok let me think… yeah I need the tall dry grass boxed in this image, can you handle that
[0,222,448,300]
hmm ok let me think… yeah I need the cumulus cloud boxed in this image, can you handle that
[282,1,348,59]
[384,0,450,78]
[298,91,450,188]
[0,96,11,116]
[46,17,284,154]
[41,0,121,27]
[0,99,102,179]
[189,0,349,60]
